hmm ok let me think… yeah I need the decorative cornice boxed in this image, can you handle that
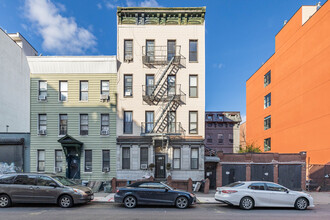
[117,7,206,25]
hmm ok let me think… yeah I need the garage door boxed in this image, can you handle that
[222,164,246,186]
[278,164,302,190]
[251,164,274,182]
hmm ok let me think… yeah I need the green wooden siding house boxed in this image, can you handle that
[28,56,117,181]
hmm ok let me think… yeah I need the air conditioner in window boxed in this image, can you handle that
[39,130,47,135]
[124,56,133,62]
[140,164,148,170]
[103,167,110,173]
[55,167,62,173]
[100,94,109,101]
[39,95,47,101]
[101,130,109,135]
[125,91,132,96]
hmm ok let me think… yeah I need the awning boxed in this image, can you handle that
[58,135,83,158]
[205,156,220,163]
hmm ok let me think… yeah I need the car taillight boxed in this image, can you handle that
[116,189,120,193]
[221,190,238,194]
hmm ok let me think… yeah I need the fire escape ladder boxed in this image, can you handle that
[151,57,174,97]
[151,95,175,133]
[155,100,180,133]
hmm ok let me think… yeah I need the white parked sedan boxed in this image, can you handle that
[215,181,314,210]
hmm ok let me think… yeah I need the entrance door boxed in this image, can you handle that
[205,163,217,189]
[67,155,80,179]
[155,155,165,179]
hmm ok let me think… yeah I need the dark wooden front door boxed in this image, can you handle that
[155,155,165,179]
[67,155,80,179]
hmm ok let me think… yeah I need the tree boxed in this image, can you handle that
[239,142,262,153]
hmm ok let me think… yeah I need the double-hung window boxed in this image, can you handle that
[55,150,63,172]
[124,75,133,97]
[84,150,92,172]
[122,147,130,169]
[264,138,271,151]
[38,114,47,135]
[101,114,109,135]
[218,134,224,144]
[80,114,88,135]
[102,150,110,172]
[38,81,47,100]
[189,111,198,134]
[264,93,271,108]
[59,114,68,135]
[173,148,181,169]
[37,150,45,172]
[80,81,88,101]
[191,148,199,169]
[264,115,271,130]
[264,71,271,87]
[189,40,198,62]
[207,135,212,143]
[140,147,148,170]
[124,40,133,62]
[145,111,154,133]
[228,134,233,144]
[189,75,198,97]
[59,81,68,101]
[124,111,133,134]
[101,80,110,97]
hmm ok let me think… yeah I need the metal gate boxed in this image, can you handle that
[309,164,330,191]
[205,162,217,189]
[278,164,302,190]
[251,164,274,182]
[222,164,246,186]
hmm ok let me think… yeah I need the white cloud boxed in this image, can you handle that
[213,63,224,69]
[241,115,246,123]
[97,3,103,9]
[24,0,97,55]
[101,0,161,10]
[139,0,161,7]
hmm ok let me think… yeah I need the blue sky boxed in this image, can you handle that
[0,0,327,121]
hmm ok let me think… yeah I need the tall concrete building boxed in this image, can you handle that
[116,7,206,181]
[0,29,37,173]
[28,56,117,180]
[246,2,330,164]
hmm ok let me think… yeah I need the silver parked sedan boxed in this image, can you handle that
[215,181,314,210]
[0,173,93,208]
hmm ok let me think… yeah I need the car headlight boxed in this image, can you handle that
[73,188,86,195]
[189,193,195,197]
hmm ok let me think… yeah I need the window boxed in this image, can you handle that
[140,147,148,170]
[37,176,56,186]
[124,111,133,134]
[207,135,212,143]
[59,114,68,135]
[102,150,110,172]
[189,111,198,134]
[122,147,130,169]
[145,111,154,133]
[80,114,89,135]
[146,40,155,62]
[248,183,265,190]
[124,75,133,97]
[191,148,199,169]
[218,134,224,144]
[101,114,109,135]
[168,111,176,133]
[101,80,110,96]
[13,175,37,185]
[228,134,233,144]
[146,75,155,96]
[173,148,181,169]
[265,183,287,192]
[59,81,68,101]
[189,75,198,97]
[217,114,224,121]
[124,39,133,62]
[167,75,176,96]
[264,138,271,151]
[37,150,45,172]
[264,115,271,130]
[189,40,198,62]
[206,114,213,121]
[0,175,16,184]
[264,93,271,108]
[38,80,47,100]
[38,114,47,134]
[167,40,176,61]
[264,71,271,87]
[80,81,88,101]
[84,150,92,172]
[55,150,63,172]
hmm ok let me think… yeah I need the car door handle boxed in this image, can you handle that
[29,186,34,190]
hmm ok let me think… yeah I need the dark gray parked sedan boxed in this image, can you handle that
[114,181,196,209]
[0,173,93,208]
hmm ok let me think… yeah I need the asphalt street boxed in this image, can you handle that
[1,203,330,220]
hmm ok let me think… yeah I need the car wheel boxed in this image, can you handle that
[176,196,189,209]
[295,197,308,210]
[0,194,11,208]
[59,195,73,208]
[124,196,137,208]
[239,196,254,210]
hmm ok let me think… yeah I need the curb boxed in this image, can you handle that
[91,200,220,205]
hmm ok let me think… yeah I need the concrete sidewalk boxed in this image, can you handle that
[92,191,330,205]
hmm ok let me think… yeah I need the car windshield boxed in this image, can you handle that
[52,176,77,186]
[161,182,174,190]
[225,182,245,187]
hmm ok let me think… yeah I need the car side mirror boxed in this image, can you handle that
[165,188,169,192]
[49,183,57,188]
[285,189,289,193]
